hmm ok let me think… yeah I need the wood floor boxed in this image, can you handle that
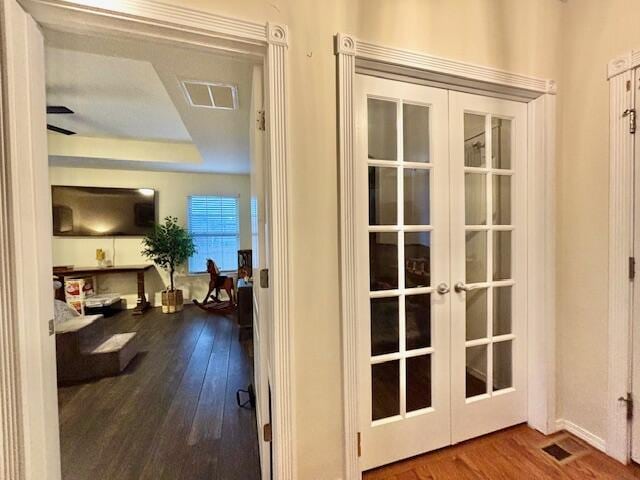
[57,305,260,480]
[364,424,640,480]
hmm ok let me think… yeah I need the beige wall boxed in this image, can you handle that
[556,0,640,443]
[50,166,251,306]
[169,1,563,477]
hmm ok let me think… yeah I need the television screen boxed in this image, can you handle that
[51,186,157,236]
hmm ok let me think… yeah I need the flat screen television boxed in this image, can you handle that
[51,186,157,237]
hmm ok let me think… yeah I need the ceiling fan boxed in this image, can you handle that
[47,106,76,135]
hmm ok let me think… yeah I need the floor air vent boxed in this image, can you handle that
[541,435,588,464]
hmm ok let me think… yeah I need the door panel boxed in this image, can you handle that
[356,75,450,470]
[449,91,528,443]
[357,79,528,471]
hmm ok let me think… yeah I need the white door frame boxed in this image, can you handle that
[0,1,295,478]
[336,33,557,478]
[608,50,640,465]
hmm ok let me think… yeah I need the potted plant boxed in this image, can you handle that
[141,216,196,313]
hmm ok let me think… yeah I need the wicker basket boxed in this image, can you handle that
[161,289,183,313]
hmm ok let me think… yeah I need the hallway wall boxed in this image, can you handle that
[556,0,640,448]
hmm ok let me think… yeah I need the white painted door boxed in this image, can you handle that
[356,76,528,470]
[449,91,528,443]
[356,75,451,470]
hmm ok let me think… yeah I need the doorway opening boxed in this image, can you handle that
[1,1,291,479]
[42,27,268,479]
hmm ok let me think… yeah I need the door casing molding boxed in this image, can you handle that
[607,50,636,464]
[0,1,295,478]
[336,32,557,479]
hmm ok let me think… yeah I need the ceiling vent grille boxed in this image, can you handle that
[181,80,238,110]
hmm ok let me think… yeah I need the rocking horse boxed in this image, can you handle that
[193,259,236,314]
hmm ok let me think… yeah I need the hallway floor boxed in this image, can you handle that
[57,305,260,480]
[364,424,640,479]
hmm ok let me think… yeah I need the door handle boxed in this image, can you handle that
[454,282,479,293]
[436,282,450,295]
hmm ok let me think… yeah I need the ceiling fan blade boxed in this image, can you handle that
[46,106,74,115]
[47,124,76,136]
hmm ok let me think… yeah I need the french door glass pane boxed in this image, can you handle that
[406,294,431,350]
[405,232,430,288]
[404,169,430,225]
[465,230,487,284]
[464,113,486,167]
[368,98,397,161]
[370,297,399,356]
[465,345,487,398]
[369,166,397,225]
[493,341,513,391]
[372,360,400,420]
[406,355,432,412]
[493,287,512,336]
[492,175,511,225]
[493,230,512,280]
[465,173,486,225]
[369,232,398,291]
[466,288,487,341]
[492,117,511,170]
[403,104,430,163]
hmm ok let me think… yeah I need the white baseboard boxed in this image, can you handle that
[555,419,607,453]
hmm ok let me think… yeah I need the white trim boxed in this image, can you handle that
[606,68,634,464]
[1,1,295,478]
[555,419,607,453]
[527,94,557,434]
[607,48,640,79]
[350,35,555,95]
[336,32,557,479]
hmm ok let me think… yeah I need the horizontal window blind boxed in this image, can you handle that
[188,195,239,272]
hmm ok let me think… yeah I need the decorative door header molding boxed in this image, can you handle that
[608,49,640,78]
[335,33,556,95]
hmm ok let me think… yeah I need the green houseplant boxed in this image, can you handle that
[141,216,196,313]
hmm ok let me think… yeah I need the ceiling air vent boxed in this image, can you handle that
[181,80,238,110]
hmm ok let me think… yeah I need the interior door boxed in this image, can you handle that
[449,91,528,443]
[356,74,451,470]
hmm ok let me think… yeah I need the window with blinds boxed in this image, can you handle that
[188,195,239,273]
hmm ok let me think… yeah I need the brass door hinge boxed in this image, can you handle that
[48,319,55,336]
[630,257,636,280]
[623,108,636,134]
[619,392,634,420]
[357,432,362,457]
[257,110,266,131]
[263,423,272,442]
[260,268,269,288]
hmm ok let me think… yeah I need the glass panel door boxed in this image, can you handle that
[449,91,528,444]
[356,75,450,471]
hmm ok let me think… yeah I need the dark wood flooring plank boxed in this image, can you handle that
[138,313,218,480]
[180,314,234,479]
[217,323,261,480]
[58,306,260,480]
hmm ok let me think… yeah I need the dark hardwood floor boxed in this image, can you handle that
[364,424,640,480]
[57,305,260,480]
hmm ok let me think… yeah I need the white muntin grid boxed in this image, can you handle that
[463,112,515,402]
[366,96,435,426]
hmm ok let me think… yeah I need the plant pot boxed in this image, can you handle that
[161,289,183,313]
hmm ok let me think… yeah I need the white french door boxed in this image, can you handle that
[356,75,528,471]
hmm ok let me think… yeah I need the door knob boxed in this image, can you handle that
[454,282,477,293]
[436,282,450,295]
